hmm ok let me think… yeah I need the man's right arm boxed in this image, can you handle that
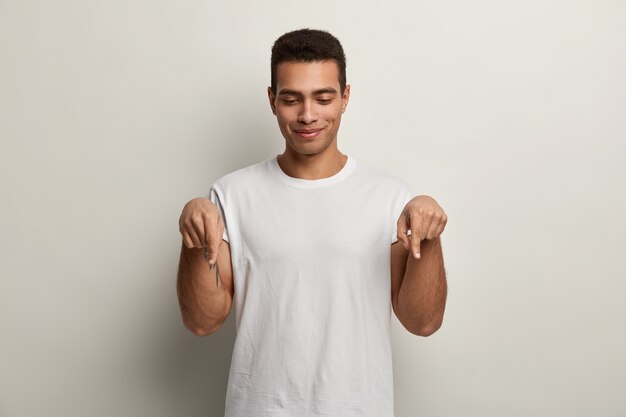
[176,197,234,336]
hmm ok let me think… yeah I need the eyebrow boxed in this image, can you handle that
[277,88,338,96]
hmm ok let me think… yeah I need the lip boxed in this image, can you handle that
[294,128,323,139]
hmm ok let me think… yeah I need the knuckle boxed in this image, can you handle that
[204,206,218,218]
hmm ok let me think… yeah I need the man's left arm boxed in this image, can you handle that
[391,195,448,337]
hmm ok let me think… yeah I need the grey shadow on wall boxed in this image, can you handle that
[197,89,283,170]
[149,94,278,416]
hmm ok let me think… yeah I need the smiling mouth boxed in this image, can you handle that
[294,128,323,139]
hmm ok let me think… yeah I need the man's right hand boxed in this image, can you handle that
[178,197,225,266]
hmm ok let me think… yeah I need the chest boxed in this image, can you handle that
[235,188,390,264]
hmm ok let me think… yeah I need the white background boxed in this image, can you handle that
[1,1,625,416]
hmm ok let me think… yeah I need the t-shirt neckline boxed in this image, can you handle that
[270,154,357,189]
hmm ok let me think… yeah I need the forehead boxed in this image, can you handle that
[275,60,341,92]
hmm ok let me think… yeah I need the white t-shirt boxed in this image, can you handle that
[207,154,413,417]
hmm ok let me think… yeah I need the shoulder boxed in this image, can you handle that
[211,156,274,192]
[353,158,413,195]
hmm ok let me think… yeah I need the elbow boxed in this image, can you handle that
[189,325,215,337]
[394,302,445,337]
[183,318,220,337]
[409,320,443,337]
[411,325,439,337]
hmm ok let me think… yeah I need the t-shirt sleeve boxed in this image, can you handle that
[390,181,414,245]
[206,185,230,243]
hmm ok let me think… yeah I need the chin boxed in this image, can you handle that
[286,141,325,155]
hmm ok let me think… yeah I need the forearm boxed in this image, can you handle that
[396,237,447,336]
[176,243,229,335]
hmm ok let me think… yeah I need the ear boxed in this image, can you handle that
[267,86,277,115]
[341,84,351,114]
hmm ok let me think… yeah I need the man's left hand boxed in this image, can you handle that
[397,195,447,259]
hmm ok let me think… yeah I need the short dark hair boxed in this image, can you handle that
[270,28,347,95]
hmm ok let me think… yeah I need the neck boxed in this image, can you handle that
[277,147,348,180]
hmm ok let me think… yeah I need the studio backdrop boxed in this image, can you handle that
[1,1,625,416]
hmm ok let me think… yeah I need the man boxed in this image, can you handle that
[177,28,448,417]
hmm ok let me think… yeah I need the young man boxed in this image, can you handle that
[177,28,448,417]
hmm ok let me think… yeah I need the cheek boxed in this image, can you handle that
[323,106,342,123]
[276,108,295,123]
[276,114,295,134]
[275,111,289,126]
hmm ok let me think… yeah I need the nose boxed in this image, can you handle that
[297,100,317,125]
